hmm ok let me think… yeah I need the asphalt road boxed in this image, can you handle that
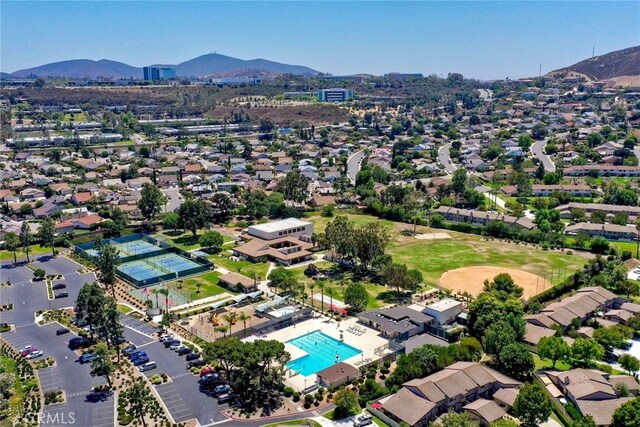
[438,143,457,175]
[478,88,494,102]
[346,149,365,184]
[531,138,556,172]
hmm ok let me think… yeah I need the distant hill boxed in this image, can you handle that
[10,53,318,79]
[12,59,143,79]
[175,53,317,77]
[548,45,640,81]
[0,72,13,80]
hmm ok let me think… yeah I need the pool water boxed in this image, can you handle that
[286,330,361,376]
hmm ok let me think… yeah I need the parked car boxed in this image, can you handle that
[129,351,147,361]
[52,283,66,290]
[187,359,205,369]
[177,347,191,356]
[185,352,200,361]
[217,393,234,404]
[214,384,231,395]
[69,337,88,349]
[80,353,96,364]
[19,345,33,354]
[133,356,149,366]
[54,292,68,299]
[353,414,373,427]
[198,373,221,385]
[139,361,157,372]
[122,345,137,356]
[26,350,44,360]
[159,334,174,342]
[164,338,180,348]
[200,367,215,377]
[21,347,38,357]
[169,342,183,351]
[56,327,70,335]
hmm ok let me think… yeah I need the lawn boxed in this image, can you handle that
[284,261,387,309]
[533,353,572,371]
[155,230,235,252]
[111,140,135,147]
[181,271,230,300]
[0,357,24,424]
[307,213,397,234]
[209,253,270,280]
[63,112,88,122]
[116,304,132,315]
[0,244,52,261]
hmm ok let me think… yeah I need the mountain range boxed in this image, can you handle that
[548,45,640,81]
[7,53,319,79]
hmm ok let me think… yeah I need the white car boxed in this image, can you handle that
[19,345,33,353]
[169,342,183,351]
[26,350,44,359]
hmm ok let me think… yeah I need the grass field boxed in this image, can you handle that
[307,213,590,292]
[284,261,387,309]
[116,304,132,315]
[181,271,229,300]
[209,253,270,281]
[0,244,52,261]
[533,353,571,371]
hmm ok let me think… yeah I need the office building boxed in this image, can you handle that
[143,66,176,81]
[317,88,354,102]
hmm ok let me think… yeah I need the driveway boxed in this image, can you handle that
[438,143,457,175]
[531,138,555,173]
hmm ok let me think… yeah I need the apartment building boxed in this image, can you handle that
[435,206,535,231]
[565,223,637,241]
[375,362,521,426]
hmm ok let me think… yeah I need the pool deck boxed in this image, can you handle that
[251,315,389,391]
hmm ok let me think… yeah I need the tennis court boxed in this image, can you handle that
[76,234,213,287]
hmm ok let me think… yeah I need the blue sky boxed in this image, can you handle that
[1,1,639,79]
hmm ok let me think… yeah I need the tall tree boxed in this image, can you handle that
[199,230,224,253]
[343,282,369,312]
[498,343,534,381]
[210,193,234,225]
[268,267,295,294]
[37,218,56,257]
[537,336,571,369]
[125,380,153,427]
[96,243,121,299]
[90,342,115,388]
[279,171,310,204]
[612,397,640,427]
[19,222,31,263]
[571,338,605,366]
[353,222,390,271]
[3,232,20,265]
[101,297,124,361]
[177,198,212,237]
[137,183,167,228]
[75,283,107,340]
[512,383,552,427]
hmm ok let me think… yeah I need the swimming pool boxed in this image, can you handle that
[286,330,361,376]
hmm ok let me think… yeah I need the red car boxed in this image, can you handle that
[21,347,38,357]
[200,366,214,377]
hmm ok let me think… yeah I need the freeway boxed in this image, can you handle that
[347,149,366,184]
[438,143,457,175]
[531,138,556,173]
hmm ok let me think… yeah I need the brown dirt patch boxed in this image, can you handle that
[439,266,551,299]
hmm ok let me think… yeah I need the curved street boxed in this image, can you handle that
[438,143,457,175]
[531,138,555,173]
[346,149,366,184]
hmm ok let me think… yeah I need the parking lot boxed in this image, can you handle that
[0,256,113,427]
[124,327,229,424]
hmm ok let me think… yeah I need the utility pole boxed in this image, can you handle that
[592,46,595,58]
[539,64,542,78]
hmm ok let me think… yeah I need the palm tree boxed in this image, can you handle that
[151,289,160,309]
[308,283,316,310]
[297,284,306,307]
[327,288,335,316]
[196,282,201,294]
[158,288,169,313]
[237,312,251,338]
[216,325,228,338]
[317,280,325,314]
[223,312,237,335]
